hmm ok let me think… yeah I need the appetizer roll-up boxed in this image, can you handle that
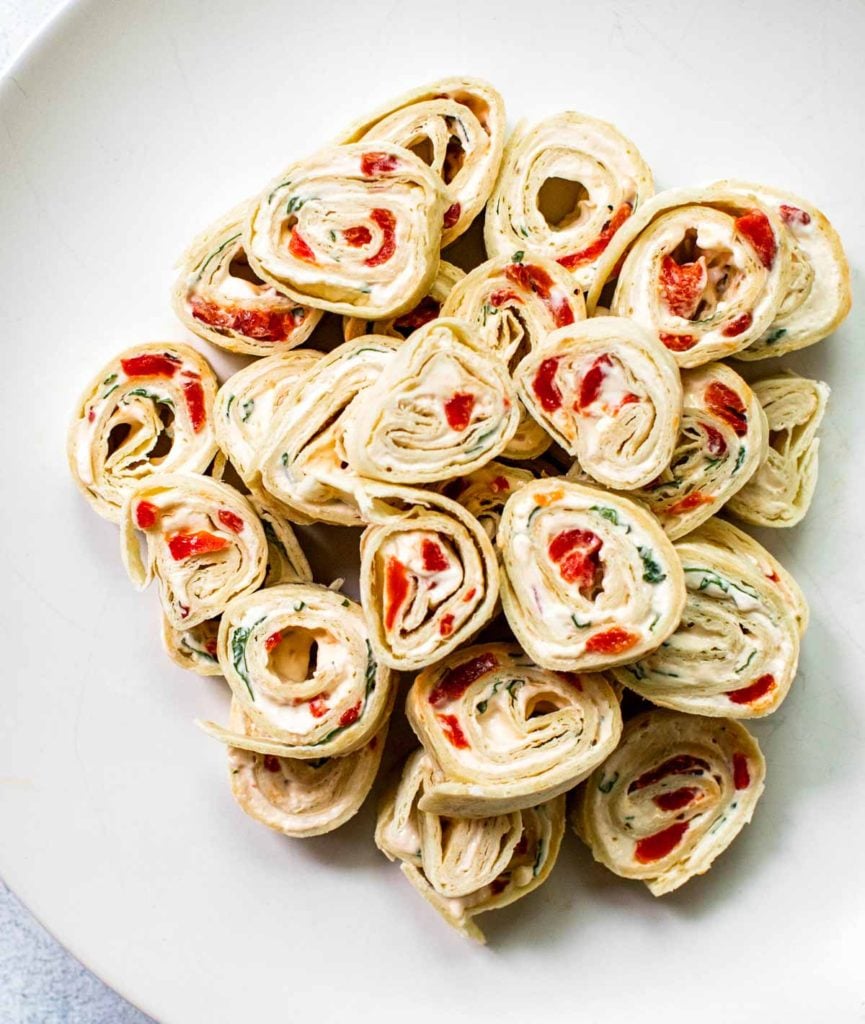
[338,77,506,247]
[441,254,586,459]
[588,187,790,367]
[515,317,681,489]
[344,318,520,485]
[213,350,323,487]
[121,473,267,629]
[575,709,765,895]
[688,517,808,635]
[613,534,800,717]
[342,261,464,341]
[726,373,829,528]
[201,584,395,758]
[246,143,447,319]
[713,181,851,359]
[375,750,564,943]
[68,343,218,522]
[172,204,322,356]
[497,479,685,672]
[162,615,222,676]
[405,643,622,816]
[226,699,387,838]
[484,112,653,292]
[258,337,399,526]
[622,362,767,539]
[435,461,535,542]
[359,484,499,671]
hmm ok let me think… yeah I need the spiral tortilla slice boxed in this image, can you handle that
[619,362,767,539]
[246,142,447,319]
[575,709,765,895]
[375,750,564,942]
[343,261,464,341]
[200,583,394,758]
[172,203,322,356]
[612,533,800,718]
[687,517,808,635]
[68,343,219,522]
[338,77,506,247]
[441,254,586,459]
[484,112,653,292]
[162,615,223,676]
[405,643,622,817]
[434,461,535,542]
[586,187,791,367]
[344,318,520,485]
[121,472,267,629]
[515,316,682,489]
[726,373,829,528]
[213,349,324,487]
[258,337,399,526]
[712,181,851,359]
[498,479,685,672]
[226,698,387,838]
[358,484,499,671]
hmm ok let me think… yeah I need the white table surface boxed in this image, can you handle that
[0,13,150,1024]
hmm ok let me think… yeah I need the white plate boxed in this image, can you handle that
[2,2,864,1021]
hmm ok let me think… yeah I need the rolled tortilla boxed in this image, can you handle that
[575,709,765,895]
[497,478,685,671]
[375,749,564,942]
[338,77,506,247]
[434,461,535,542]
[246,143,447,319]
[515,316,682,489]
[68,343,218,522]
[405,643,622,816]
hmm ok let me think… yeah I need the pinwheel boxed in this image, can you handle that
[172,203,322,356]
[339,76,506,246]
[405,643,622,816]
[258,337,399,526]
[515,316,682,489]
[246,143,447,319]
[358,484,499,671]
[68,343,218,522]
[441,253,586,459]
[619,362,767,539]
[727,373,829,527]
[588,187,791,366]
[712,181,851,359]
[484,112,653,291]
[434,461,535,542]
[342,261,464,341]
[344,318,520,485]
[612,532,800,717]
[575,709,765,895]
[121,472,268,629]
[200,583,395,758]
[162,615,222,676]
[375,750,564,942]
[226,699,387,838]
[497,479,685,671]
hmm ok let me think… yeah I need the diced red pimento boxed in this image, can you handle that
[135,500,159,529]
[189,298,303,342]
[421,539,449,573]
[121,352,182,378]
[726,673,776,705]
[444,392,476,431]
[585,627,639,655]
[722,312,753,338]
[489,476,511,494]
[384,557,410,631]
[217,509,245,534]
[653,787,699,812]
[343,225,372,247]
[734,209,776,269]
[548,529,603,594]
[659,253,708,319]
[360,151,399,176]
[428,652,499,707]
[705,381,748,436]
[263,754,281,773]
[439,614,455,637]
[629,755,710,792]
[167,530,230,561]
[365,209,397,267]
[338,702,362,728]
[557,202,632,270]
[288,229,316,263]
[733,752,750,789]
[666,491,714,516]
[265,631,282,652]
[634,821,689,863]
[309,697,329,719]
[779,204,811,227]
[504,262,574,327]
[489,288,521,307]
[704,424,728,456]
[443,202,461,229]
[766,570,780,583]
[204,639,218,656]
[578,354,613,410]
[437,713,469,749]
[182,376,207,433]
[659,332,699,352]
[533,357,563,412]
[393,296,440,334]
[463,587,476,603]
[87,408,95,422]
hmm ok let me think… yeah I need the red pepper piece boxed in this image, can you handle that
[343,225,372,247]
[489,476,511,494]
[309,697,329,719]
[733,752,750,789]
[217,509,245,534]
[548,529,602,593]
[722,312,753,337]
[705,381,748,436]
[421,539,449,573]
[532,357,563,411]
[437,713,469,749]
[557,202,632,270]
[585,626,639,655]
[443,202,461,229]
[135,500,159,529]
[338,702,362,728]
[489,288,521,307]
[384,558,410,631]
[393,296,440,334]
[360,151,398,176]
[666,491,714,516]
[189,298,300,342]
[504,262,574,327]
[167,531,230,561]
[439,613,455,637]
[463,587,476,603]
[735,209,777,269]
[703,424,728,456]
[634,822,689,863]
[265,631,282,652]
[121,353,181,378]
[727,673,776,705]
[579,354,613,409]
[659,254,707,319]
[428,652,499,707]
[444,392,476,431]
[630,755,711,792]
[289,229,316,263]
[364,208,396,267]
[779,204,811,227]
[653,787,699,811]
[182,376,207,433]
[659,332,699,352]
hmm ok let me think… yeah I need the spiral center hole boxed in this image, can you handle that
[537,177,589,230]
